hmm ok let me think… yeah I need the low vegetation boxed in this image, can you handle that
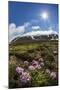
[9,40,58,88]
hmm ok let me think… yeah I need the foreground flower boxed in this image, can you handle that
[20,71,31,83]
[16,67,24,74]
[24,61,29,66]
[39,58,44,62]
[50,72,56,79]
[40,62,44,67]
[45,69,50,74]
[32,60,41,69]
[28,65,35,71]
[37,65,42,70]
[32,60,38,66]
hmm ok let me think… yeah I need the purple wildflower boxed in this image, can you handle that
[31,60,42,69]
[37,65,42,70]
[24,61,29,66]
[39,58,44,62]
[32,60,40,69]
[20,72,31,83]
[28,65,35,71]
[16,67,24,74]
[32,60,38,66]
[40,62,44,67]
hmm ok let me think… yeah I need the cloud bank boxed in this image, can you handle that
[9,23,25,42]
[23,30,57,37]
[32,26,40,30]
[9,22,58,42]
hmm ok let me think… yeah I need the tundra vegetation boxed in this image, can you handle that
[9,40,58,88]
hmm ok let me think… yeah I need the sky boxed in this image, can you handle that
[8,1,58,42]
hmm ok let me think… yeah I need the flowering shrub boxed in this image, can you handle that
[15,57,57,86]
[15,59,44,84]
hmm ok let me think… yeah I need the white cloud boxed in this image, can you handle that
[9,22,58,42]
[9,22,32,42]
[32,26,40,30]
[9,23,25,42]
[16,26,25,34]
[24,22,30,27]
[23,29,58,37]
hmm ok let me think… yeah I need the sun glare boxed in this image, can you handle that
[41,12,48,20]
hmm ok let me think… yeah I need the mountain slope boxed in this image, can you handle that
[10,30,58,45]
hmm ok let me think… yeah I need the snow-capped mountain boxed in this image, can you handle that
[23,30,57,36]
[10,30,58,45]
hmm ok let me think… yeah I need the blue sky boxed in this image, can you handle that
[8,1,58,42]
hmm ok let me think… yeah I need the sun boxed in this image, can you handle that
[41,12,48,20]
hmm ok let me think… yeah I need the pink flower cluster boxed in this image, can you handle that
[16,57,57,83]
[16,67,24,74]
[20,71,31,83]
[28,65,35,70]
[28,58,44,71]
[16,66,31,83]
[24,61,29,66]
[16,58,44,83]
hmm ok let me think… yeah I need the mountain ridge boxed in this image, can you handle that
[10,30,58,45]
